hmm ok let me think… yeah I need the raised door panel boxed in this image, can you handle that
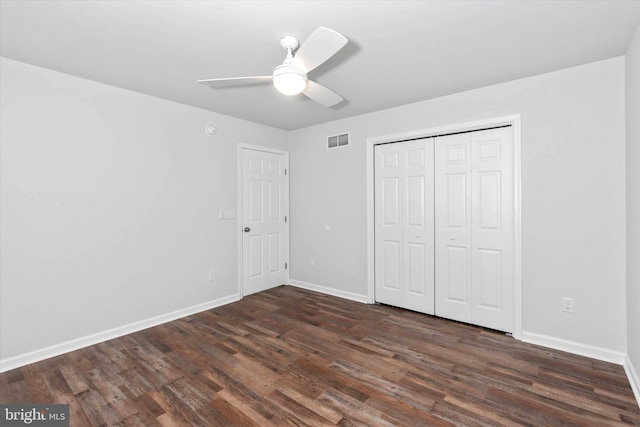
[383,177,400,226]
[249,235,263,278]
[445,173,467,229]
[268,232,281,274]
[445,246,468,303]
[476,248,502,310]
[249,180,263,222]
[382,240,401,291]
[407,243,426,295]
[477,171,501,230]
[268,181,281,221]
[407,176,425,227]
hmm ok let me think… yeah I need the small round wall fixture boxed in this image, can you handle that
[205,125,217,135]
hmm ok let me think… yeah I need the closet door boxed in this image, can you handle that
[434,133,473,323]
[435,127,514,332]
[374,139,435,315]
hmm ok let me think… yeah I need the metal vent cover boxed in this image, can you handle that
[328,132,349,149]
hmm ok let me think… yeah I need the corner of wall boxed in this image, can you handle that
[626,19,640,409]
[624,355,640,409]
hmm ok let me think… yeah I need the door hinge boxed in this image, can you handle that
[285,215,287,223]
[285,262,288,270]
[284,168,288,176]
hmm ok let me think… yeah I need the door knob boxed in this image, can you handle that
[244,227,251,232]
[450,236,455,240]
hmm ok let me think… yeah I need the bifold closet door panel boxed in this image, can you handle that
[374,139,435,315]
[470,127,514,332]
[434,133,473,323]
[435,127,514,333]
[375,143,403,308]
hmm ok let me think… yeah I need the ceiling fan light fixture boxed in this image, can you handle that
[198,27,347,106]
[273,65,307,96]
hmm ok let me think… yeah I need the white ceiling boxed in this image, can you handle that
[1,1,639,130]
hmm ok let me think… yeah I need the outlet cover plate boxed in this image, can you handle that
[562,297,574,313]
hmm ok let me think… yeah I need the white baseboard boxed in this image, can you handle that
[4,290,638,410]
[624,355,640,408]
[520,332,640,408]
[289,280,368,304]
[521,331,626,365]
[0,293,241,373]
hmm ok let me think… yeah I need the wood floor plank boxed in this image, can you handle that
[206,398,259,427]
[22,364,55,403]
[59,363,90,395]
[275,386,343,424]
[1,285,638,426]
[318,387,400,427]
[212,389,277,427]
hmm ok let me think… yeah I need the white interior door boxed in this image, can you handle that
[241,148,289,296]
[435,127,514,332]
[374,139,435,315]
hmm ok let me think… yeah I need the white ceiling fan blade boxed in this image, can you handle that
[198,76,272,88]
[303,80,343,107]
[291,27,348,74]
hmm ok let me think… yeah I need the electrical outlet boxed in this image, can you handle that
[208,270,215,281]
[309,258,315,267]
[562,297,574,313]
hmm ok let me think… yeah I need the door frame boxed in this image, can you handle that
[366,115,522,339]
[237,143,290,298]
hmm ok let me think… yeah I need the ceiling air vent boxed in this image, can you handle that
[328,132,349,149]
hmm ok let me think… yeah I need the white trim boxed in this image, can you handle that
[237,143,289,157]
[366,115,523,338]
[521,331,626,365]
[237,144,290,298]
[366,139,376,304]
[289,280,368,304]
[0,293,241,373]
[512,116,523,340]
[624,355,640,408]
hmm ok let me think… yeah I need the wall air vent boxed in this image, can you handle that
[328,132,349,149]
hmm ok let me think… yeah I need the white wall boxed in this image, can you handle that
[0,57,287,366]
[0,52,631,370]
[289,57,627,354]
[626,22,640,393]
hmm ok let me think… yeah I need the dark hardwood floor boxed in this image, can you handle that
[1,285,639,426]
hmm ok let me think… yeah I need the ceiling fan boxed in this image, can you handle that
[198,27,348,107]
